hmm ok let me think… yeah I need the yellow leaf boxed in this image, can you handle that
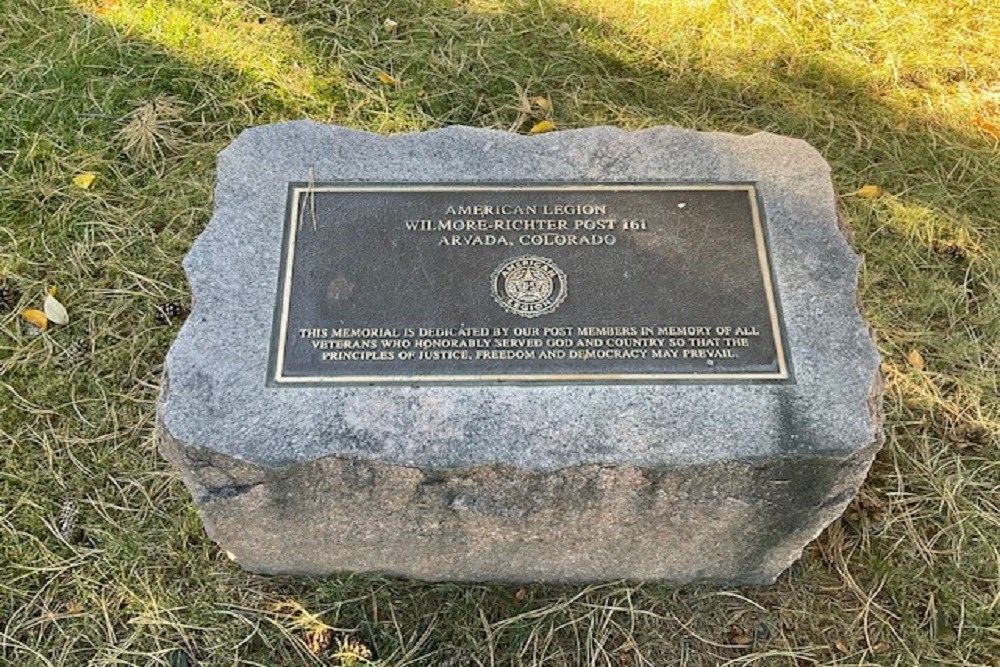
[906,349,925,370]
[376,71,397,85]
[48,285,58,296]
[21,309,48,330]
[972,116,999,138]
[72,172,97,189]
[855,184,882,198]
[93,0,120,15]
[529,119,556,134]
[44,294,69,325]
[531,96,551,111]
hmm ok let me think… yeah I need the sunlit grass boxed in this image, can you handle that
[1,0,998,664]
[75,0,346,112]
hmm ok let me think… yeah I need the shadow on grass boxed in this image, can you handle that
[245,0,998,211]
[1,0,997,665]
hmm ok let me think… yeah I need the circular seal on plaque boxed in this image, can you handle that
[491,255,567,318]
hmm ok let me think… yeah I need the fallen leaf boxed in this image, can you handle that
[854,184,882,198]
[514,587,528,602]
[93,0,120,16]
[72,172,97,190]
[44,294,69,325]
[531,95,551,111]
[727,626,752,646]
[972,116,999,138]
[383,18,398,32]
[376,71,397,85]
[906,349,925,370]
[48,285,58,296]
[21,309,49,330]
[529,119,556,134]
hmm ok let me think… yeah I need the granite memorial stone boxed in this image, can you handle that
[157,122,883,583]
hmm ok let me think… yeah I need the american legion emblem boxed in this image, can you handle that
[491,255,567,318]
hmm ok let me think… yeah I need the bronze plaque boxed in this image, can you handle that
[269,184,790,384]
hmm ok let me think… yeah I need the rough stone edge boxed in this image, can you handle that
[157,371,885,584]
[156,123,886,582]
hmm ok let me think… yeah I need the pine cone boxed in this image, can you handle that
[156,302,188,324]
[58,339,89,368]
[57,501,82,544]
[0,284,20,313]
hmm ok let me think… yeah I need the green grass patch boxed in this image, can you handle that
[1,0,997,664]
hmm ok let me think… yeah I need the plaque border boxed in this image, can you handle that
[269,183,791,385]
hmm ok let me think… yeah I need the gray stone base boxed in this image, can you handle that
[158,377,882,584]
[157,122,883,583]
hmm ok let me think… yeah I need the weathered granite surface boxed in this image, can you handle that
[157,122,883,583]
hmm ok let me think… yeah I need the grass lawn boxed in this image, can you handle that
[1,0,998,664]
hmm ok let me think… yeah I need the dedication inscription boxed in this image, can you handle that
[270,184,790,384]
